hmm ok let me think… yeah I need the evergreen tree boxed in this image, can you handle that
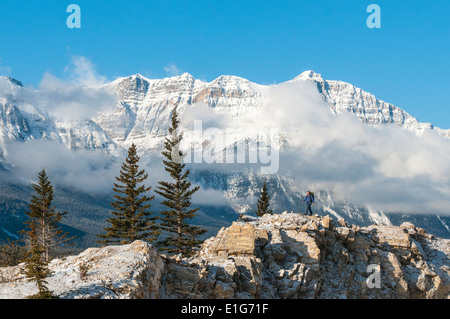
[255,181,273,216]
[23,169,73,263]
[97,144,159,245]
[23,221,55,299]
[0,240,26,267]
[155,107,206,256]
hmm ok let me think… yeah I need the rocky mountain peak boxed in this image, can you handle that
[0,76,23,88]
[211,74,251,85]
[114,74,151,100]
[293,70,325,83]
[0,76,24,97]
[178,72,195,80]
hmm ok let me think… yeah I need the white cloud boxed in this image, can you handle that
[63,56,107,87]
[163,63,182,76]
[7,140,121,193]
[35,72,117,121]
[12,56,118,122]
[192,188,231,207]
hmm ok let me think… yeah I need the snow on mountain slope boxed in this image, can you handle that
[0,76,61,157]
[0,76,121,158]
[0,76,23,96]
[295,70,450,137]
[2,71,448,156]
[56,119,119,153]
[95,73,264,150]
[92,71,450,155]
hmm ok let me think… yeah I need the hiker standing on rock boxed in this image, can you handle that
[302,191,315,216]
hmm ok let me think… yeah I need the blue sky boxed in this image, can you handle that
[0,0,449,128]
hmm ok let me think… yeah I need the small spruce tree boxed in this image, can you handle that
[97,144,159,245]
[23,169,73,263]
[255,181,273,216]
[155,107,206,256]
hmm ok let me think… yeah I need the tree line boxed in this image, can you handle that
[0,107,274,298]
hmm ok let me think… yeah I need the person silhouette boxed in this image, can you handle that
[302,191,315,216]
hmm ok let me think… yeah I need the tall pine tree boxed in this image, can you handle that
[155,107,206,256]
[97,144,159,245]
[23,169,73,263]
[255,181,273,216]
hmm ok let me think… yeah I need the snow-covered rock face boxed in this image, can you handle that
[1,213,448,299]
[1,70,448,157]
[295,70,447,137]
[56,119,118,153]
[0,77,59,157]
[0,76,122,158]
[0,76,23,97]
[94,73,263,149]
[92,70,450,155]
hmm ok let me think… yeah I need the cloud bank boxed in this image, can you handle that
[7,140,120,193]
[5,56,116,124]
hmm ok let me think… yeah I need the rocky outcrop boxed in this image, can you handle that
[1,213,449,299]
[0,240,164,299]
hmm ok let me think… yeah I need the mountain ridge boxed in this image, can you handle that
[2,70,449,155]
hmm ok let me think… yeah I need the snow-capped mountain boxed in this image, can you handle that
[1,71,449,247]
[94,70,450,151]
[0,76,119,157]
[2,71,448,156]
[295,71,450,138]
[94,72,265,151]
[0,77,59,155]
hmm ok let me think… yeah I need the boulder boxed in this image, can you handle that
[0,240,164,299]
